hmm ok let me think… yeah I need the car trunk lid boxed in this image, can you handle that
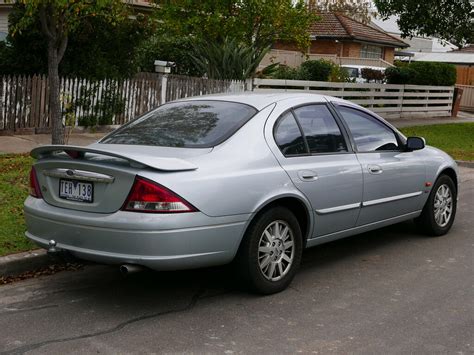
[31,144,207,213]
[32,144,201,171]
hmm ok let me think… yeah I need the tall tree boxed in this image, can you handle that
[374,0,474,46]
[3,3,153,80]
[153,0,317,60]
[12,0,127,144]
[309,0,374,23]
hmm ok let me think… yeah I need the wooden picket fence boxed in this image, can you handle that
[0,73,245,133]
[456,84,474,112]
[253,79,455,119]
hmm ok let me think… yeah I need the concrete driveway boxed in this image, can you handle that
[0,168,472,354]
[0,132,106,155]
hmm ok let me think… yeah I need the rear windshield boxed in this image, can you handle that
[100,100,257,148]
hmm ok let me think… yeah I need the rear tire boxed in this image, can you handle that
[236,206,303,294]
[415,174,457,236]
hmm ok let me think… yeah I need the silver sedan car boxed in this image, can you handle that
[25,93,458,294]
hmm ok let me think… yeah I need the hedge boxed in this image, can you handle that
[271,59,348,82]
[386,62,456,86]
[300,60,333,81]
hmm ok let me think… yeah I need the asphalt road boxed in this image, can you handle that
[1,168,473,355]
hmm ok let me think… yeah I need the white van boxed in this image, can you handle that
[341,65,386,83]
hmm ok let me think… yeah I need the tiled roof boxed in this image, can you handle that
[310,13,409,48]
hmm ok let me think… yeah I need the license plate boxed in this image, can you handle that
[59,179,93,203]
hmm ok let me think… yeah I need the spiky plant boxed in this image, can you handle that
[191,38,270,81]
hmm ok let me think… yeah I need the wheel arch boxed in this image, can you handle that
[237,194,313,253]
[438,167,458,193]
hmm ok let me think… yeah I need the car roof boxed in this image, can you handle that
[183,92,328,110]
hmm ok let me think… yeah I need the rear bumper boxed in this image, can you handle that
[24,197,249,270]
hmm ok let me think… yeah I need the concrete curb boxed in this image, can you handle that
[0,249,56,277]
[456,160,474,168]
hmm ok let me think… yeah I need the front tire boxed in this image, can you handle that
[237,206,303,294]
[415,174,457,236]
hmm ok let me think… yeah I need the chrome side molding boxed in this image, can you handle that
[316,202,361,215]
[362,191,423,207]
[315,191,423,215]
[43,168,115,183]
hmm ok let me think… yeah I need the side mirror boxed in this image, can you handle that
[406,136,425,151]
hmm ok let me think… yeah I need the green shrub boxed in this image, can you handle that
[328,64,351,82]
[385,66,417,84]
[76,81,125,127]
[270,60,350,82]
[393,60,409,68]
[384,67,399,84]
[271,65,300,80]
[295,66,311,80]
[300,59,333,81]
[3,4,152,79]
[410,62,456,86]
[386,62,456,86]
[136,35,204,77]
[78,115,98,127]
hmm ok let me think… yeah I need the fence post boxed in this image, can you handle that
[0,76,3,130]
[246,78,253,91]
[161,75,168,104]
[399,85,405,119]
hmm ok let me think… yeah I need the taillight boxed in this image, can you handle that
[122,176,197,213]
[29,167,42,198]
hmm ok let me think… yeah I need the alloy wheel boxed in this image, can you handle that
[434,184,453,228]
[258,220,295,281]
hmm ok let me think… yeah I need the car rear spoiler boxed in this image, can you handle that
[30,145,198,172]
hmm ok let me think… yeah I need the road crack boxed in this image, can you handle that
[1,287,207,355]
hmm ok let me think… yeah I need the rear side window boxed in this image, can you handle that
[337,106,399,152]
[274,112,307,156]
[101,100,257,148]
[293,105,347,154]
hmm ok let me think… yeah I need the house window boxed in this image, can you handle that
[360,45,383,59]
[0,32,7,42]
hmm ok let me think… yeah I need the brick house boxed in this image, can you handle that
[269,13,408,68]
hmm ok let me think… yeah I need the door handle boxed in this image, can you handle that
[368,164,383,174]
[297,170,318,181]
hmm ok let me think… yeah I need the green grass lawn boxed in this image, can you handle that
[0,122,472,256]
[400,123,474,161]
[0,154,35,256]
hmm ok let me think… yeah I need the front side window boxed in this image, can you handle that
[293,105,347,154]
[337,106,399,152]
[101,100,257,148]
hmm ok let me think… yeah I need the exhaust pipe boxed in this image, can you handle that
[119,264,145,276]
[48,240,59,254]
